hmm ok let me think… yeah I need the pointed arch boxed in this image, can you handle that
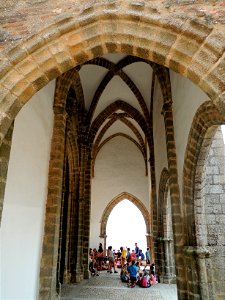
[100,192,150,237]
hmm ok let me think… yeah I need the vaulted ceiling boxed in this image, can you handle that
[78,54,156,176]
[56,53,169,178]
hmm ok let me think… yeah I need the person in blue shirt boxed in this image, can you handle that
[139,249,145,263]
[134,242,139,260]
[127,260,138,288]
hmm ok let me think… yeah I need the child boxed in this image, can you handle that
[127,260,138,288]
[139,269,151,288]
[89,256,99,276]
[150,270,158,285]
[120,264,129,283]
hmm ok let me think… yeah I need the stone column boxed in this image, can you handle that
[73,132,88,282]
[82,145,92,279]
[161,101,186,297]
[39,106,68,300]
[184,246,214,299]
[160,237,176,283]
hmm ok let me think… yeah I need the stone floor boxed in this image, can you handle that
[60,271,178,300]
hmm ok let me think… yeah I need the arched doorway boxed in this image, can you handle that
[99,192,151,255]
[106,199,147,251]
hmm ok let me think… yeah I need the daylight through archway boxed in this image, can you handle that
[106,199,147,252]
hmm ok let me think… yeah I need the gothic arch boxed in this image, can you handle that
[183,101,225,246]
[182,100,225,298]
[100,192,151,237]
[0,3,225,148]
[0,3,224,226]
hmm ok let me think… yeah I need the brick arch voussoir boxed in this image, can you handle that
[183,100,225,245]
[54,68,81,110]
[100,192,150,237]
[0,5,224,146]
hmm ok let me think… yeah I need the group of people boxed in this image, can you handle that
[120,260,157,288]
[89,242,158,288]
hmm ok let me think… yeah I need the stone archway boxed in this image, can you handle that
[0,3,225,299]
[0,2,225,150]
[183,101,225,298]
[99,192,151,254]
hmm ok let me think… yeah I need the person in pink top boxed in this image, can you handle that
[150,270,158,284]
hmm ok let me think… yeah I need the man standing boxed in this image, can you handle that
[145,247,151,265]
[135,242,139,260]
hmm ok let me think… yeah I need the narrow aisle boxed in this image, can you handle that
[60,271,177,300]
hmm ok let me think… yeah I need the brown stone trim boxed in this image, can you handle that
[0,123,14,224]
[161,97,185,296]
[39,111,67,299]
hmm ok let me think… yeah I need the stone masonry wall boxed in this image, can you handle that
[0,1,225,54]
[202,127,225,298]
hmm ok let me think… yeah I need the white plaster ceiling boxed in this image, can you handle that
[78,53,153,165]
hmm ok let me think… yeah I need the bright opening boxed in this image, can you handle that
[106,199,147,252]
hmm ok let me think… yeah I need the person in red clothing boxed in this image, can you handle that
[130,249,136,262]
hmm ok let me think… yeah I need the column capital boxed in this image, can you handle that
[99,234,107,238]
[183,246,214,258]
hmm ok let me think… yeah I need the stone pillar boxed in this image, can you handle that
[184,246,214,300]
[82,146,92,280]
[39,107,68,300]
[161,101,186,298]
[160,237,176,283]
[73,133,87,282]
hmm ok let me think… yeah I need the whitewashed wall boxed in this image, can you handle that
[90,136,150,248]
[153,71,208,201]
[0,81,55,300]
[170,71,208,192]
